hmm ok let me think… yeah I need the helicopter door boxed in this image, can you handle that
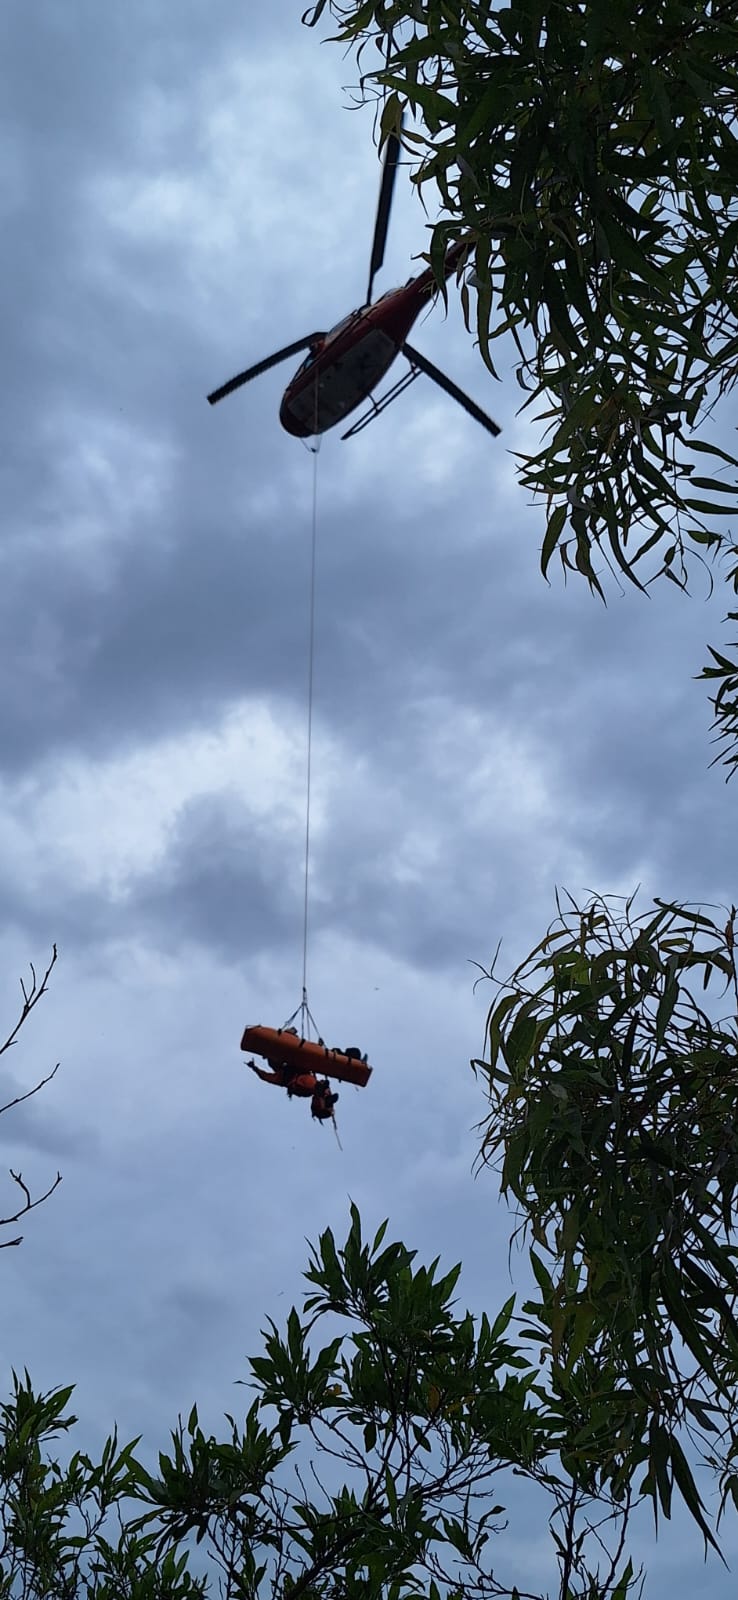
[284,328,398,433]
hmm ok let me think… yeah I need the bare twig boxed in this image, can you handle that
[0,1061,60,1119]
[0,1169,63,1247]
[0,945,58,1060]
[0,946,61,1248]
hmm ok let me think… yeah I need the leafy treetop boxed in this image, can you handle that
[304,0,738,600]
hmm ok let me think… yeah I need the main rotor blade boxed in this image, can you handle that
[207,333,327,406]
[403,342,502,438]
[366,121,402,305]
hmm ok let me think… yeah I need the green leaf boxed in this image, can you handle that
[683,498,738,515]
[650,1420,672,1519]
[382,74,458,129]
[490,1294,516,1342]
[612,1558,635,1600]
[540,503,567,578]
[669,1434,722,1555]
[529,1251,554,1298]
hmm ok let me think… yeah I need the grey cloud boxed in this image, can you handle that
[133,792,300,960]
[0,1071,93,1160]
[0,8,736,1597]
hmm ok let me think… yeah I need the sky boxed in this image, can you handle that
[0,1,736,1594]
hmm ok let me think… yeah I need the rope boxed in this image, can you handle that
[300,376,321,1028]
[282,992,322,1041]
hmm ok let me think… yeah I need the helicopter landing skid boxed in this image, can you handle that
[341,343,501,441]
[340,363,422,439]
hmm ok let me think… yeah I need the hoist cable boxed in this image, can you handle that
[300,379,321,1024]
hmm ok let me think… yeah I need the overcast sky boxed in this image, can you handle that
[1,2,736,1594]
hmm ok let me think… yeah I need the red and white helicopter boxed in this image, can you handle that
[207,128,501,442]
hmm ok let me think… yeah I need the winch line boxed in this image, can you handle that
[300,377,321,1032]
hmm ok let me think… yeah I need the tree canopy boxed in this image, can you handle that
[304,0,738,765]
[0,1209,642,1600]
[474,892,738,1552]
[296,2,738,1573]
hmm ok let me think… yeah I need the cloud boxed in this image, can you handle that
[0,6,735,1594]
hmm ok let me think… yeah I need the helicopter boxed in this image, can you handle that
[207,127,501,442]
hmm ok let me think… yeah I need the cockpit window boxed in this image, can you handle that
[325,311,362,344]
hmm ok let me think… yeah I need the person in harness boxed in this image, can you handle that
[248,1060,317,1099]
[310,1078,339,1122]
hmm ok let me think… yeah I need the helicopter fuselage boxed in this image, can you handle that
[279,251,462,438]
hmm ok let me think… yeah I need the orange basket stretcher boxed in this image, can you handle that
[241,1024,372,1089]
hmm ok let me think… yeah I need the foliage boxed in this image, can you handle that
[0,947,62,1248]
[0,1209,641,1600]
[297,21,738,1565]
[136,1205,553,1599]
[0,1371,204,1600]
[304,0,738,601]
[698,540,738,778]
[473,890,738,1551]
